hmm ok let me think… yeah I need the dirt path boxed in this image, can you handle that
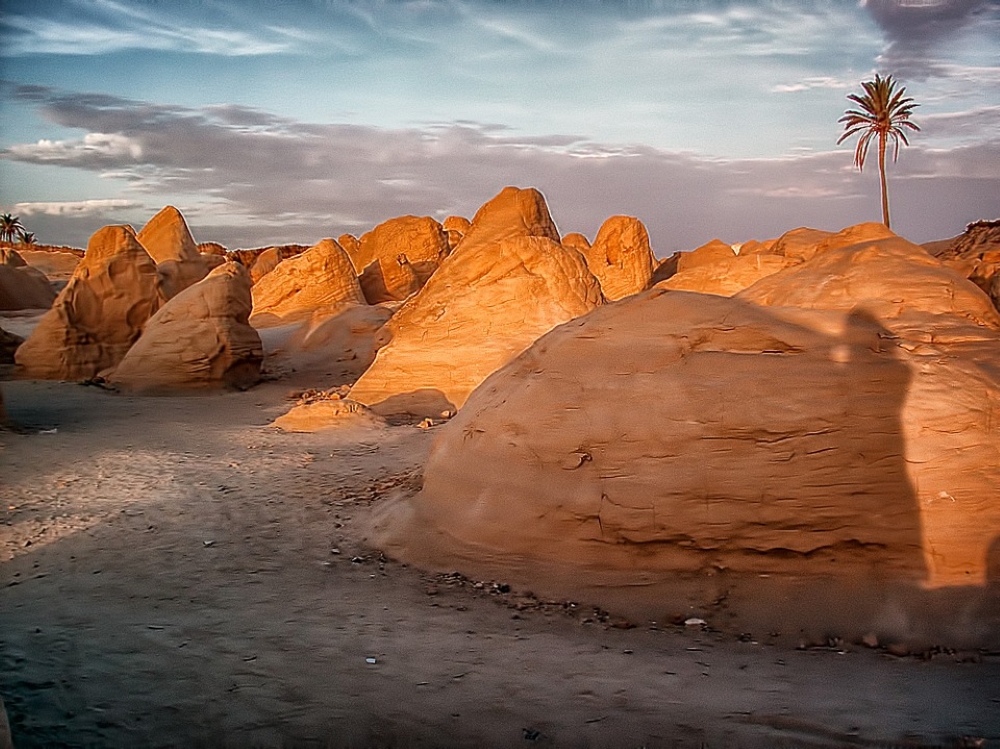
[1,380,998,748]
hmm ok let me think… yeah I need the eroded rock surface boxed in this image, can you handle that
[137,206,210,299]
[110,262,262,392]
[582,216,655,301]
[15,226,163,379]
[250,239,365,327]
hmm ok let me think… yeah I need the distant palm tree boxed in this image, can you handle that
[838,73,919,229]
[0,213,25,243]
[20,231,37,246]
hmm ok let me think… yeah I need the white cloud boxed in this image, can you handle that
[14,199,142,216]
[6,133,143,164]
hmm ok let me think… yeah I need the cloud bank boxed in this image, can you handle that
[2,84,997,252]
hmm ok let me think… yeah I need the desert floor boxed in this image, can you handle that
[2,342,999,747]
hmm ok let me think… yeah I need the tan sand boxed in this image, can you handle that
[1,377,997,747]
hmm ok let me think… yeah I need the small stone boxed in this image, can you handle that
[861,632,879,648]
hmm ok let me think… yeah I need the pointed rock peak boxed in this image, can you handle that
[458,187,560,254]
[137,205,199,264]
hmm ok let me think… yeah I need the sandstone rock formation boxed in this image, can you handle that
[442,216,470,252]
[454,187,561,256]
[250,239,366,327]
[273,396,386,433]
[352,216,450,304]
[560,232,591,255]
[16,249,80,283]
[15,226,163,380]
[109,262,262,392]
[582,216,655,301]
[337,234,361,257]
[676,239,737,272]
[137,206,211,299]
[350,232,603,418]
[375,286,1000,646]
[249,247,286,284]
[931,220,1000,311]
[659,252,800,296]
[0,248,57,310]
[737,229,1000,332]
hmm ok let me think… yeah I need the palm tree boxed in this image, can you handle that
[0,213,25,243]
[20,231,37,246]
[837,73,919,229]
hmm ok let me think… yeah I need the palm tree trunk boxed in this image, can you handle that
[878,132,890,229]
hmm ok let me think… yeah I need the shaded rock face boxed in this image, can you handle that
[110,262,262,392]
[15,226,163,380]
[352,216,450,304]
[282,304,394,384]
[0,248,57,310]
[1,326,23,365]
[350,234,603,418]
[375,289,1000,646]
[582,216,655,301]
[932,219,1000,312]
[250,239,366,327]
[136,206,210,299]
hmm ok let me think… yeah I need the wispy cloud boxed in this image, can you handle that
[771,76,858,94]
[14,198,142,216]
[0,0,300,56]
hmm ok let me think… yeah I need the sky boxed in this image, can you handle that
[0,0,998,255]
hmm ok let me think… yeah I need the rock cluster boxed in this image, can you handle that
[350,187,603,417]
[374,221,1000,646]
[15,225,164,379]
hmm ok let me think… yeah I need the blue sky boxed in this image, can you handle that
[1,0,998,253]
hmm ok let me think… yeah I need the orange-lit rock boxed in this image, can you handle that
[352,216,449,304]
[582,216,655,301]
[0,248,57,310]
[250,238,365,327]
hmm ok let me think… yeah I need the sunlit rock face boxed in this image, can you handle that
[350,187,602,418]
[352,216,450,304]
[0,248,57,310]
[375,231,1000,647]
[250,238,366,327]
[110,262,262,392]
[137,206,211,299]
[581,216,655,301]
[15,225,164,380]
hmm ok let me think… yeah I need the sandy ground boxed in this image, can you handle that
[2,369,999,747]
